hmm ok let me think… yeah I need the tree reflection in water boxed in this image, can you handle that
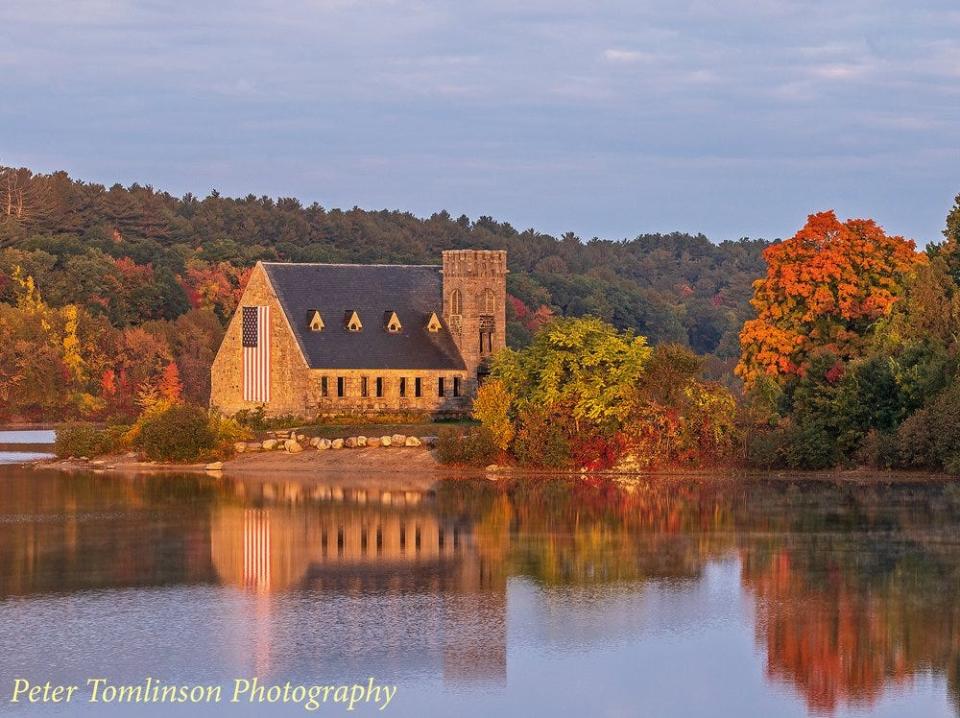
[2,469,960,714]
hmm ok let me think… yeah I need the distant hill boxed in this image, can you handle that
[0,165,771,358]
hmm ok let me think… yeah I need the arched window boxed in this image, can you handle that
[479,288,495,313]
[450,289,463,316]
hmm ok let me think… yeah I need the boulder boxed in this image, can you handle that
[245,441,262,451]
[309,437,321,447]
[380,436,392,447]
[284,439,304,454]
[331,438,344,449]
[261,439,278,451]
[234,442,247,453]
[404,436,422,447]
[391,434,406,446]
[356,435,367,447]
[297,434,306,443]
[344,437,358,448]
[317,438,332,450]
[205,461,224,471]
[367,437,381,447]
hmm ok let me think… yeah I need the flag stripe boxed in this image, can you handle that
[242,306,270,402]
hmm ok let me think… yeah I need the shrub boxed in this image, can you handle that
[434,427,499,466]
[512,408,571,468]
[570,432,624,471]
[135,404,216,462]
[854,429,898,469]
[743,425,787,469]
[472,379,516,452]
[895,408,937,468]
[55,423,127,458]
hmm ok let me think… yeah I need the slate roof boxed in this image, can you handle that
[261,262,466,370]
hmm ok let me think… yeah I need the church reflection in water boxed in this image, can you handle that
[3,470,960,713]
[209,478,507,683]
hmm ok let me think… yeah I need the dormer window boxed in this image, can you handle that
[308,310,325,332]
[345,310,363,332]
[427,312,442,333]
[384,311,402,333]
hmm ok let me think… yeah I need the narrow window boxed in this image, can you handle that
[321,376,329,397]
[337,377,345,398]
[438,377,445,397]
[361,376,369,398]
[453,377,461,397]
[479,331,485,354]
[399,377,407,397]
[414,377,422,398]
[376,377,384,398]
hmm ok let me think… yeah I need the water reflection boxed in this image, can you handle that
[1,469,960,716]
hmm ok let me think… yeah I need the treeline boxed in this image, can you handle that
[0,165,767,350]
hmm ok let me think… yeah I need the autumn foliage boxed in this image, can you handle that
[737,211,923,386]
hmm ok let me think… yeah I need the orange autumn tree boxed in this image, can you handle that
[736,211,923,386]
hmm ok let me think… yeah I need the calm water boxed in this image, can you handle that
[1,467,959,717]
[0,430,55,464]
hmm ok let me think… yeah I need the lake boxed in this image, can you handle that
[1,465,959,717]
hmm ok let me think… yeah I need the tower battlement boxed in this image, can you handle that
[441,250,508,278]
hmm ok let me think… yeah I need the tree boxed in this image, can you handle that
[492,317,652,432]
[737,211,923,387]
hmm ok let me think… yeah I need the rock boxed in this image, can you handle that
[485,464,500,471]
[367,437,381,447]
[309,437,320,447]
[404,436,422,447]
[246,441,262,451]
[297,434,306,443]
[125,452,138,458]
[205,461,224,471]
[380,435,392,447]
[284,439,304,453]
[78,456,89,461]
[344,437,358,448]
[234,442,247,453]
[91,459,106,466]
[261,439,278,451]
[331,438,344,449]
[356,435,367,447]
[317,438,332,450]
[391,434,406,446]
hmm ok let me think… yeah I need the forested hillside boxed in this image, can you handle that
[0,165,768,421]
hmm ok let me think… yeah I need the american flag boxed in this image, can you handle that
[242,306,270,403]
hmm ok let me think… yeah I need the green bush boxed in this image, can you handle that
[55,423,126,458]
[854,429,898,469]
[434,427,499,466]
[895,408,937,468]
[135,404,216,462]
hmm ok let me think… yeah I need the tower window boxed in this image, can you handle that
[376,377,384,398]
[479,288,496,313]
[450,289,463,316]
[337,377,345,397]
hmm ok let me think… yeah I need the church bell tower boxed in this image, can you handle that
[441,250,508,383]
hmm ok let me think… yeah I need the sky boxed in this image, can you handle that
[2,0,959,245]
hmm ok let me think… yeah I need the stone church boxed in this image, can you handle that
[210,250,507,417]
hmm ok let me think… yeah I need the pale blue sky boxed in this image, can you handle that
[3,0,959,244]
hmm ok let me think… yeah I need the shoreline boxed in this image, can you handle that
[23,450,960,484]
